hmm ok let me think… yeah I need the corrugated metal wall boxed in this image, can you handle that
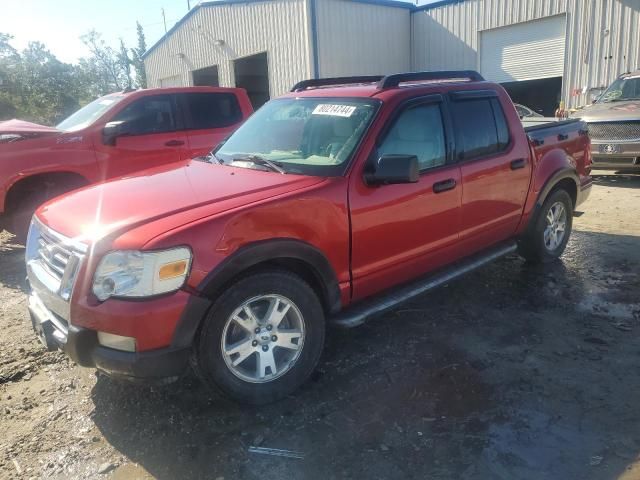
[144,0,312,97]
[145,0,640,109]
[412,0,640,108]
[315,0,411,77]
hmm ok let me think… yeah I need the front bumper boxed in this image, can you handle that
[27,286,192,383]
[590,141,640,169]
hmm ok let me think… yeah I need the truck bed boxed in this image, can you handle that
[521,117,581,133]
[523,118,587,148]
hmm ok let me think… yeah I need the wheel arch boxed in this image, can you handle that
[171,239,342,349]
[521,167,579,240]
[4,171,90,212]
[536,168,579,209]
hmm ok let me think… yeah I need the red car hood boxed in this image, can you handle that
[0,119,60,135]
[37,160,324,244]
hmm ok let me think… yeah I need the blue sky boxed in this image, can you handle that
[0,0,437,64]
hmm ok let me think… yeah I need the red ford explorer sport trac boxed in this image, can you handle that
[25,71,592,404]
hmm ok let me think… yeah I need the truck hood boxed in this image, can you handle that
[576,100,640,122]
[36,160,324,244]
[0,119,60,136]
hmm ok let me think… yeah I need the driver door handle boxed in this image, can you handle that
[433,178,457,193]
[165,139,185,147]
[510,158,526,170]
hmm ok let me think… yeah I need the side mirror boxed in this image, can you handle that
[590,94,600,104]
[364,154,419,186]
[102,121,129,146]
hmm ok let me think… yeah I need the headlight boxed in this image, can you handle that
[92,247,192,301]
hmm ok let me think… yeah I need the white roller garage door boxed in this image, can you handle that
[159,75,183,88]
[480,15,566,83]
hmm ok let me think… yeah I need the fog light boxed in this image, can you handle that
[97,332,136,352]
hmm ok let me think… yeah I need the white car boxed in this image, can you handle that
[515,103,543,119]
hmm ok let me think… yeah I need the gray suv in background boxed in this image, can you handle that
[576,71,640,171]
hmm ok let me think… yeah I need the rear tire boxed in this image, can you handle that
[195,270,325,405]
[518,189,573,263]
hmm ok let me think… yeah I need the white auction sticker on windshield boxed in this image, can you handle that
[98,99,115,106]
[312,104,357,117]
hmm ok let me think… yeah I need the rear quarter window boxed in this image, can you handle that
[182,92,243,130]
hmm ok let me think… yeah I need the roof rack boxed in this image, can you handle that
[290,71,485,93]
[376,70,484,89]
[290,76,384,92]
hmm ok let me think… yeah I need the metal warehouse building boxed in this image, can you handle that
[143,0,640,115]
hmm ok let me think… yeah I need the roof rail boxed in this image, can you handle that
[290,75,383,92]
[376,70,485,89]
[290,71,485,93]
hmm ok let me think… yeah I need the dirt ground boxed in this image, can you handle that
[1,171,639,480]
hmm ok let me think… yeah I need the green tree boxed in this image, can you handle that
[0,22,147,125]
[80,30,128,92]
[0,37,81,124]
[15,42,81,123]
[130,21,147,89]
[118,38,132,89]
[0,33,19,119]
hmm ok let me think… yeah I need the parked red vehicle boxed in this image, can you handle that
[0,86,253,239]
[25,71,591,404]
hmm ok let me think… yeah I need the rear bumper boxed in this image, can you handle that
[576,177,592,207]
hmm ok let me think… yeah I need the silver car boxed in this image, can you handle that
[576,71,640,170]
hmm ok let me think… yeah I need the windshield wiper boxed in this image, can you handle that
[231,155,287,174]
[206,151,224,164]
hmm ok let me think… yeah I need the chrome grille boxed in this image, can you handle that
[587,121,640,141]
[37,229,72,280]
[26,218,86,303]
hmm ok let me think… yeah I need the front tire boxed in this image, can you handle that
[195,270,325,404]
[518,188,573,263]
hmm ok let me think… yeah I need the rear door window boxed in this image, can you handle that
[450,96,510,161]
[111,95,177,136]
[181,92,242,130]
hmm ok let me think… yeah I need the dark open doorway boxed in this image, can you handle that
[192,66,219,87]
[501,77,563,117]
[234,52,270,109]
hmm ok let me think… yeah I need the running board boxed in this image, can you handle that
[331,242,517,328]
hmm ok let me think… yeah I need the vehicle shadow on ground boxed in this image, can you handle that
[0,233,27,292]
[592,172,640,189]
[90,230,640,480]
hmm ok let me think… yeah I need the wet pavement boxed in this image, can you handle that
[1,172,640,479]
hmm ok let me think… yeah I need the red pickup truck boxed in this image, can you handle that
[25,71,592,404]
[0,86,253,239]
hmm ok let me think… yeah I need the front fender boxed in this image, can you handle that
[170,238,342,349]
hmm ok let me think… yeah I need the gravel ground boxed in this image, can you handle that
[1,171,639,480]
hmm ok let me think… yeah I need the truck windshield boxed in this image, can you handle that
[215,97,379,176]
[598,75,640,103]
[56,94,126,132]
